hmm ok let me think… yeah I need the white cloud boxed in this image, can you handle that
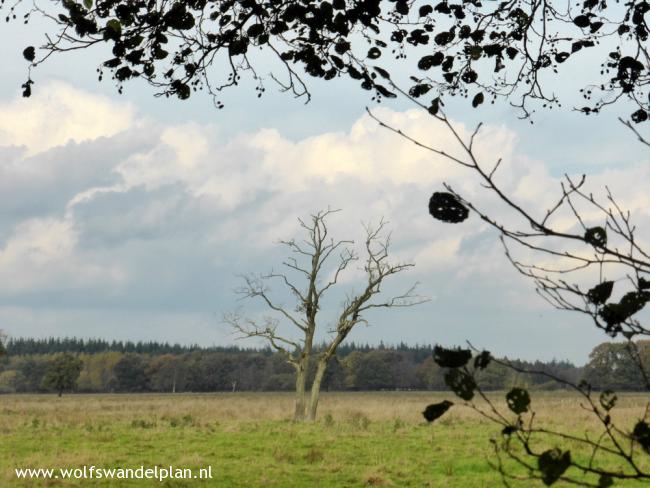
[0,216,126,295]
[0,81,135,156]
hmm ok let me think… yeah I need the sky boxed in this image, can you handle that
[0,13,649,365]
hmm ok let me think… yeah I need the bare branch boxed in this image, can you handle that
[235,275,307,332]
[619,118,650,148]
[224,312,299,365]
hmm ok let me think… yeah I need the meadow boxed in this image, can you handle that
[1,392,649,487]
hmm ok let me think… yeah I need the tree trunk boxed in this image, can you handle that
[58,389,63,398]
[293,363,307,421]
[307,357,328,421]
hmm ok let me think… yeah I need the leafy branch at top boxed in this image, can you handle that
[5,0,650,122]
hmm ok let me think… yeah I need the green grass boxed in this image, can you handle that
[0,392,648,486]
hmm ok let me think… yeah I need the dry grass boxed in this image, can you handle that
[3,390,646,427]
[1,392,649,487]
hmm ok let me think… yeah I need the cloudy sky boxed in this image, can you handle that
[1,18,648,364]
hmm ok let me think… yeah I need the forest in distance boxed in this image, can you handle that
[1,337,648,395]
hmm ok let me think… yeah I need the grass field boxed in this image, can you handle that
[1,392,649,487]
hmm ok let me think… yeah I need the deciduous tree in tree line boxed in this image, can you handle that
[41,353,83,397]
[0,330,6,357]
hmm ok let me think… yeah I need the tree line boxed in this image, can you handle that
[1,338,648,395]
[3,337,262,356]
[3,336,429,358]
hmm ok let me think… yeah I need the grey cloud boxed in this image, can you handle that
[0,130,158,233]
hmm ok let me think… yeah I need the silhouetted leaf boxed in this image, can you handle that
[631,109,648,123]
[506,388,530,414]
[115,66,133,80]
[599,390,617,411]
[153,45,168,60]
[599,304,624,329]
[433,345,472,368]
[103,57,122,68]
[618,24,631,34]
[367,47,381,59]
[444,369,476,401]
[106,19,122,36]
[555,52,570,63]
[587,281,614,305]
[583,0,599,10]
[538,448,571,485]
[632,420,650,453]
[461,70,478,83]
[427,98,440,115]
[22,46,35,62]
[571,40,585,52]
[573,15,591,28]
[502,425,518,435]
[407,29,430,46]
[441,56,454,72]
[434,31,455,46]
[599,291,650,329]
[395,0,409,15]
[590,21,604,33]
[375,84,396,98]
[620,291,649,314]
[229,38,249,56]
[434,2,451,14]
[163,2,195,30]
[330,55,344,70]
[639,277,650,290]
[21,79,32,98]
[465,45,482,59]
[418,52,444,70]
[171,80,191,100]
[409,83,432,98]
[584,226,607,247]
[422,400,453,422]
[429,192,469,223]
[418,5,433,17]
[373,66,390,79]
[474,350,491,370]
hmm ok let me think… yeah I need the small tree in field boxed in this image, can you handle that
[42,353,83,397]
[225,209,426,421]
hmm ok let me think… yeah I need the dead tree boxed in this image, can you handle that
[224,209,426,421]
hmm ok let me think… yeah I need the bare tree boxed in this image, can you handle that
[224,209,426,421]
[0,330,6,357]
